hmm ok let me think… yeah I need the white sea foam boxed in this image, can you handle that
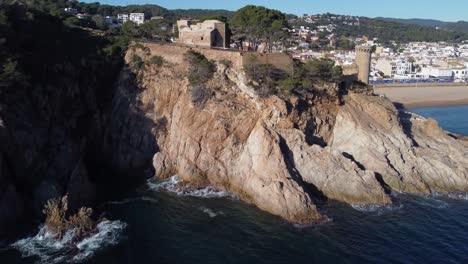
[351,203,404,214]
[11,220,126,264]
[198,207,224,218]
[148,175,237,199]
[412,195,449,209]
[435,192,468,201]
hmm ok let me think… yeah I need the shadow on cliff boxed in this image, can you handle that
[0,3,132,239]
[397,109,420,147]
[277,136,328,207]
[88,67,159,203]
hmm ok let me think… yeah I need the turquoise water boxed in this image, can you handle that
[408,105,468,135]
[1,105,468,264]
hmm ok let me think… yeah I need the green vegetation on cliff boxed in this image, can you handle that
[0,2,126,98]
[245,57,343,98]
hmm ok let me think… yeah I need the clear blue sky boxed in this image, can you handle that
[81,0,467,22]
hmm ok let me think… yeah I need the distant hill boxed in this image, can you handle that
[293,13,468,43]
[171,9,235,19]
[22,0,468,43]
[379,17,468,34]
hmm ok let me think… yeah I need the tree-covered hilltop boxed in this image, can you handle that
[13,1,468,45]
[21,0,235,22]
[0,1,127,94]
[291,13,468,44]
[335,17,466,43]
[379,17,468,35]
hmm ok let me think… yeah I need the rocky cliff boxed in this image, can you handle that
[109,43,468,224]
[0,5,126,239]
[1,38,467,239]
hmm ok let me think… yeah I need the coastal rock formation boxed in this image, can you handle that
[331,93,468,194]
[105,43,465,223]
[2,40,467,236]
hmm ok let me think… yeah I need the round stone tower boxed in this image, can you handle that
[355,45,373,84]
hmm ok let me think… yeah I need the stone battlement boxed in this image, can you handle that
[355,46,373,53]
[139,42,294,73]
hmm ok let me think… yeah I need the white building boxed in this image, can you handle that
[375,59,413,77]
[117,14,129,23]
[420,66,453,79]
[395,61,413,75]
[130,13,145,25]
[452,67,468,79]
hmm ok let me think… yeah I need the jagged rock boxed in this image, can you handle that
[106,44,468,223]
[107,44,465,223]
[331,93,468,194]
[280,129,391,205]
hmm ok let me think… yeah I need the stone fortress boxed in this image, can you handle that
[176,19,372,84]
[177,19,230,48]
[343,45,373,84]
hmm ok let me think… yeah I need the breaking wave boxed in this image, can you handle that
[412,195,449,209]
[198,206,224,218]
[351,203,404,214]
[11,220,126,263]
[437,192,468,201]
[148,175,237,199]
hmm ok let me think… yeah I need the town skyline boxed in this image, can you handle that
[81,0,468,22]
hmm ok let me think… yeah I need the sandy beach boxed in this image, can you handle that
[374,85,468,108]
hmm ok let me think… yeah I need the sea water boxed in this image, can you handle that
[1,105,468,264]
[409,104,468,135]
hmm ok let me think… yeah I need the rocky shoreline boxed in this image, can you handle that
[112,43,468,223]
[1,40,467,237]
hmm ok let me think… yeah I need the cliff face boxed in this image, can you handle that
[0,66,108,238]
[2,40,466,238]
[107,43,468,223]
[331,94,468,194]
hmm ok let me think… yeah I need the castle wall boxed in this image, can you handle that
[342,64,359,76]
[140,42,293,73]
[214,23,230,48]
[178,30,213,47]
[142,42,245,69]
[240,53,294,73]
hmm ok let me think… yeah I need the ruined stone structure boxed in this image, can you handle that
[177,20,231,48]
[343,45,373,84]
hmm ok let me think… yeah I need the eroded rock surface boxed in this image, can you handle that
[331,93,468,194]
[106,43,467,223]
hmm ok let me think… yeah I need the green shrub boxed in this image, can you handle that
[149,55,165,67]
[304,58,343,82]
[184,50,216,86]
[219,59,232,68]
[130,54,145,71]
[279,78,302,95]
[244,63,288,97]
